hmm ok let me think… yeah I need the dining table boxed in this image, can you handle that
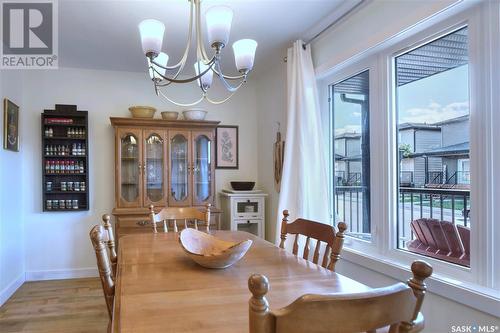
[112,231,370,333]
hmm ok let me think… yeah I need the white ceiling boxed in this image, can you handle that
[58,0,352,74]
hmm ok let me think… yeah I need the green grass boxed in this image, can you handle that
[399,194,467,211]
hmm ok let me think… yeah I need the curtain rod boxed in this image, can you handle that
[284,1,364,62]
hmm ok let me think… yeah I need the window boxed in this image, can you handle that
[331,70,370,241]
[395,27,471,267]
[322,2,500,315]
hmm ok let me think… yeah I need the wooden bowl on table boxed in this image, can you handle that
[129,106,156,118]
[179,229,252,269]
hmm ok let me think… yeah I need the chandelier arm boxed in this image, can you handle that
[211,54,247,81]
[157,87,205,107]
[212,67,247,80]
[204,91,237,105]
[158,0,194,70]
[214,61,247,92]
[151,57,216,85]
[150,52,214,71]
[195,0,211,63]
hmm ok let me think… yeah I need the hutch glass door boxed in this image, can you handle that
[144,131,165,206]
[118,129,142,207]
[169,131,191,206]
[193,132,213,205]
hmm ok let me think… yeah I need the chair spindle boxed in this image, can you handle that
[293,234,299,255]
[303,236,310,260]
[101,214,117,277]
[149,205,158,234]
[312,239,321,264]
[328,222,347,271]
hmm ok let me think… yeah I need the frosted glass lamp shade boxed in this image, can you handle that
[194,61,214,89]
[149,52,169,79]
[138,19,165,55]
[233,39,258,72]
[206,6,233,47]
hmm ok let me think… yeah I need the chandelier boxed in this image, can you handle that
[138,0,258,107]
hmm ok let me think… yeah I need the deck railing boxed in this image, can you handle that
[334,185,470,243]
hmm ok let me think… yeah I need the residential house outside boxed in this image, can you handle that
[334,133,362,185]
[402,115,470,188]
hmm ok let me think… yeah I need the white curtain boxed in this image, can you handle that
[276,40,330,244]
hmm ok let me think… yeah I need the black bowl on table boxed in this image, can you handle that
[230,181,255,191]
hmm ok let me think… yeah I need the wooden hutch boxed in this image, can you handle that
[110,117,220,237]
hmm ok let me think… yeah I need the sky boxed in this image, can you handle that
[333,65,470,135]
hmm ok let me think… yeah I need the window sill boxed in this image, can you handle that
[341,247,500,317]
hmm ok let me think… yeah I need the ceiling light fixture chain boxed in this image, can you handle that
[138,0,258,106]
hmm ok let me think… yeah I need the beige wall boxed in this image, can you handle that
[256,57,287,242]
[17,67,259,279]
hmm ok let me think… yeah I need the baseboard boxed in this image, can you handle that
[0,273,25,306]
[25,267,98,281]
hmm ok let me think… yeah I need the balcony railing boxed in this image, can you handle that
[427,171,443,184]
[334,185,369,240]
[426,171,470,186]
[334,185,470,246]
[334,172,362,186]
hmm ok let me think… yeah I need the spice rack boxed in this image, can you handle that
[41,105,89,211]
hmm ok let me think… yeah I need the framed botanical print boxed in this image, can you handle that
[3,98,19,152]
[216,125,238,169]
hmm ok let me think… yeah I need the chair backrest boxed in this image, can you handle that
[279,210,347,271]
[149,204,211,233]
[248,260,433,333]
[456,225,470,257]
[89,225,115,320]
[101,214,117,277]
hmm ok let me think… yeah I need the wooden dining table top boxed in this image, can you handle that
[112,231,370,333]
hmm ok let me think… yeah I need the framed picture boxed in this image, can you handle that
[3,98,19,152]
[216,125,238,169]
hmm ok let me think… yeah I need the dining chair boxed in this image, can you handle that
[149,203,212,233]
[89,225,115,332]
[248,260,433,333]
[101,214,117,277]
[279,210,347,271]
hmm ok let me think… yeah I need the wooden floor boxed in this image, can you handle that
[0,278,108,333]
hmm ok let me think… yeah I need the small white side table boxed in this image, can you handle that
[219,191,268,239]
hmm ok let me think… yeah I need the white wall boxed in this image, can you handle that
[19,67,258,279]
[0,70,25,304]
[256,57,287,242]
